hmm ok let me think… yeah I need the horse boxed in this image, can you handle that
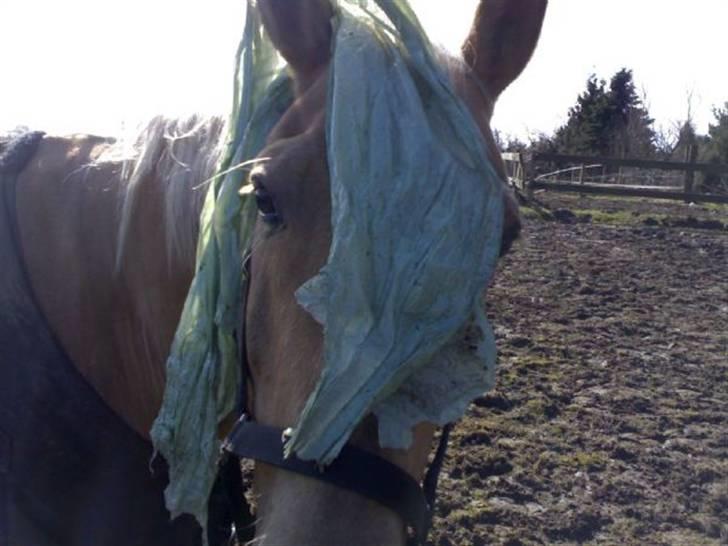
[1,1,546,545]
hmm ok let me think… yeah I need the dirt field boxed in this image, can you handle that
[430,194,727,545]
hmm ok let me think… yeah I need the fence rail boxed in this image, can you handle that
[503,151,728,205]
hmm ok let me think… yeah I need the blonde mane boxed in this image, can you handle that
[101,115,227,269]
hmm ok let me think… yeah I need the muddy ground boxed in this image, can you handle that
[430,194,727,545]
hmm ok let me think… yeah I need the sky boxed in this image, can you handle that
[1,1,726,141]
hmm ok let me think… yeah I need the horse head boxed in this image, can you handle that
[242,1,546,544]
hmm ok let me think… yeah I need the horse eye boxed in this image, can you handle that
[254,186,281,225]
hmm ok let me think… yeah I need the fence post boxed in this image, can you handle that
[516,152,526,191]
[523,152,535,199]
[684,144,698,202]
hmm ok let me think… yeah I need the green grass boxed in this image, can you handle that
[559,450,609,470]
[520,205,669,226]
[519,206,557,222]
[524,355,557,367]
[545,191,727,210]
[575,209,663,226]
[701,201,728,214]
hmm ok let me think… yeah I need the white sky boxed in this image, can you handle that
[1,1,726,140]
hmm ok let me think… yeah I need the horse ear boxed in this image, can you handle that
[258,0,334,85]
[462,0,547,101]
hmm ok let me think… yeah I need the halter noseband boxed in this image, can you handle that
[210,251,451,546]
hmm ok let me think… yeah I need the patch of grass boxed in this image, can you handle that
[448,493,495,524]
[543,369,566,383]
[701,201,728,214]
[448,508,477,525]
[520,206,554,221]
[575,208,664,226]
[525,355,557,367]
[559,450,609,470]
[548,192,716,209]
[520,206,543,219]
[533,450,559,473]
[522,204,669,226]
[523,398,547,414]
[607,517,650,540]
[517,397,560,423]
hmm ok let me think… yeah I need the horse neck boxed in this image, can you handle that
[16,119,223,439]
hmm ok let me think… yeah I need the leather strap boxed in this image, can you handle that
[223,415,431,543]
[206,454,255,545]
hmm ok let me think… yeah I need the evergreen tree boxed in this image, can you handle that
[554,75,612,155]
[607,69,655,157]
[701,103,728,191]
[554,69,656,157]
[705,103,728,162]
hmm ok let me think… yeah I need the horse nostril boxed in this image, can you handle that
[500,216,521,257]
[500,192,521,257]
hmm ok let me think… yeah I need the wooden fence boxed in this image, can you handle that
[502,151,728,205]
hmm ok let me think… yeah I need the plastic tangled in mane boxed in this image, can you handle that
[151,0,505,533]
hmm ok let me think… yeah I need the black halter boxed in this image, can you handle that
[209,252,452,545]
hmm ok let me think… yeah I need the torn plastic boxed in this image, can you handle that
[288,2,504,463]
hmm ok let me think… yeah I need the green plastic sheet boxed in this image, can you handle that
[289,1,503,463]
[149,3,291,532]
